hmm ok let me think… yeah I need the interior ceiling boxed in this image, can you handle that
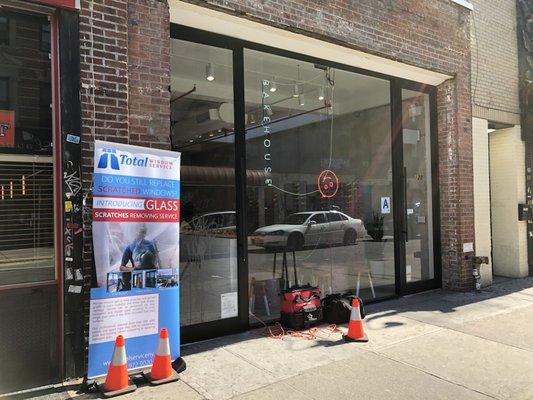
[170,39,392,148]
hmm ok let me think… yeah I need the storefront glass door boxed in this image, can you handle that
[398,85,438,292]
[170,38,242,340]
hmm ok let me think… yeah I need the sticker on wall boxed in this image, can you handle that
[221,292,238,319]
[68,285,82,294]
[75,269,83,281]
[65,201,73,212]
[317,169,339,198]
[0,110,15,147]
[66,134,80,144]
[381,197,391,214]
[463,242,474,253]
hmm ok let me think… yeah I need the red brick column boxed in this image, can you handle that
[127,0,171,149]
[437,76,475,291]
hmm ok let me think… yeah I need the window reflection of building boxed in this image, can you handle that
[245,50,395,323]
[171,39,238,327]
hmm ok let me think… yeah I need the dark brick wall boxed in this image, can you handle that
[76,0,474,373]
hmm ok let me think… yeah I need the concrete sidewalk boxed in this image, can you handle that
[22,277,533,400]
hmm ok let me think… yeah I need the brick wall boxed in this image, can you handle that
[79,0,170,181]
[470,0,520,122]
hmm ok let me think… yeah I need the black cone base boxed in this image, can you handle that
[97,381,137,398]
[343,333,369,343]
[143,370,180,386]
[172,357,187,373]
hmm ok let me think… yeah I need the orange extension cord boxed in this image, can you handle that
[249,313,344,341]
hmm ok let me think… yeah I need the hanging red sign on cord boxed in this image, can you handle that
[317,169,339,199]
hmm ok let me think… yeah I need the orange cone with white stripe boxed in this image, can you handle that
[343,298,368,342]
[100,335,136,397]
[145,328,180,385]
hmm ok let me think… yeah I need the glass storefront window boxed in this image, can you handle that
[244,49,395,322]
[169,28,440,336]
[171,38,238,326]
[0,9,54,286]
[402,89,434,282]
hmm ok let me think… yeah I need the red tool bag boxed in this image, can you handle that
[278,251,322,329]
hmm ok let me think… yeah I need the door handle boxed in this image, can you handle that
[404,166,409,243]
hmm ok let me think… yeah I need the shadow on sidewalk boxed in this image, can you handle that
[363,275,533,323]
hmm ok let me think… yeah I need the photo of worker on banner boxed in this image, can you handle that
[88,140,182,379]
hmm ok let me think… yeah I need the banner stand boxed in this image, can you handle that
[86,141,183,388]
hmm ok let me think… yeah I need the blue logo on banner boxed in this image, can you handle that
[98,148,120,170]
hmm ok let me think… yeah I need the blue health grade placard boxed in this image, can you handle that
[87,141,181,379]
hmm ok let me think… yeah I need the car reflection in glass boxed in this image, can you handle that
[252,211,366,250]
[183,211,237,236]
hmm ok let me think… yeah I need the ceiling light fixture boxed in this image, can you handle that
[299,93,305,106]
[205,63,215,81]
[318,87,325,101]
[269,79,277,92]
[293,82,299,98]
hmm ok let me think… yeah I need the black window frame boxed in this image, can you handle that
[0,77,9,109]
[170,24,441,342]
[0,15,9,46]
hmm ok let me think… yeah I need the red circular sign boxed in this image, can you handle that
[317,169,339,198]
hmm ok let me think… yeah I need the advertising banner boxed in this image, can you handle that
[88,140,181,379]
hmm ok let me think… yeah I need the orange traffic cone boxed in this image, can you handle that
[100,335,136,397]
[343,298,368,342]
[144,328,180,385]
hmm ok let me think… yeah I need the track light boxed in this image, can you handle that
[318,87,325,101]
[269,79,277,92]
[293,82,299,98]
[205,63,215,81]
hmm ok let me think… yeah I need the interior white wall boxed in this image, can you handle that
[489,125,528,278]
[472,117,492,286]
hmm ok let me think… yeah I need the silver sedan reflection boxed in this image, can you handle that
[251,211,366,250]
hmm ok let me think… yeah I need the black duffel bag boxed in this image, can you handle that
[321,293,365,324]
